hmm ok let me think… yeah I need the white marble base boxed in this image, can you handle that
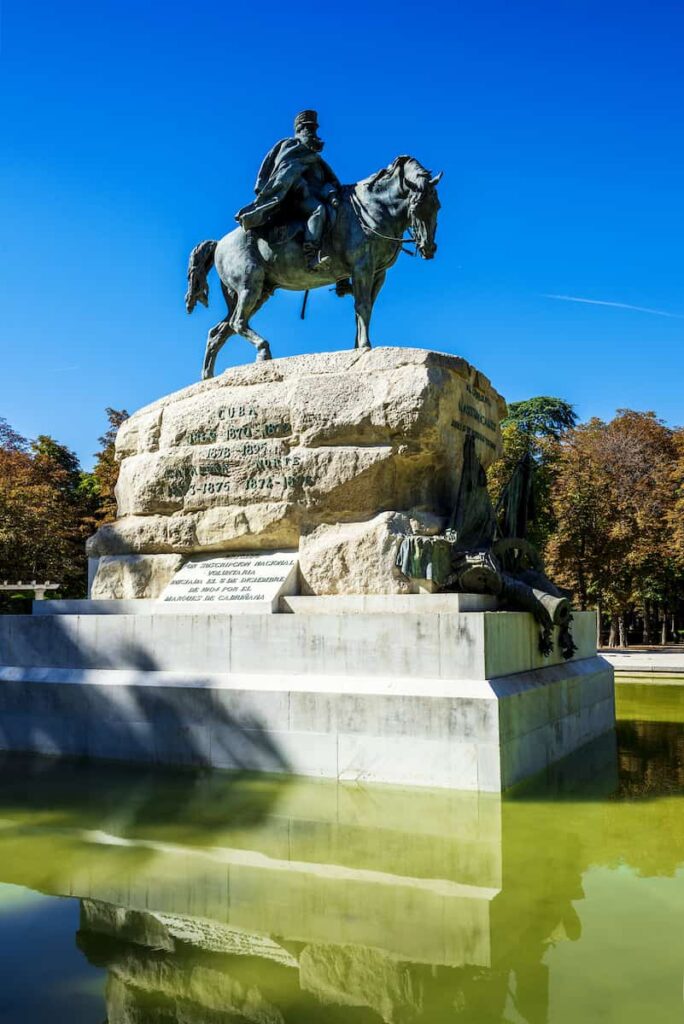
[280,593,498,614]
[33,593,498,616]
[0,608,614,790]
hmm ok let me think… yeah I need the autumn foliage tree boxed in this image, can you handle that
[545,411,682,646]
[668,430,684,556]
[489,400,683,646]
[0,409,128,608]
[0,420,92,603]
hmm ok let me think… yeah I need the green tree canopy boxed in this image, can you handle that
[489,396,577,551]
[90,407,129,524]
[503,396,578,441]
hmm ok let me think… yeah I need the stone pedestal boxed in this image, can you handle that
[86,348,506,599]
[0,604,614,790]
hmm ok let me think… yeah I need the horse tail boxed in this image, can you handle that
[185,240,218,313]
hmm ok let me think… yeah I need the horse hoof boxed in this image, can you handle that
[257,345,272,362]
[358,343,371,351]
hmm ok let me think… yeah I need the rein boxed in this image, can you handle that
[349,190,417,256]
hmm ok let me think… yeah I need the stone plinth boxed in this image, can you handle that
[0,608,614,790]
[87,348,505,598]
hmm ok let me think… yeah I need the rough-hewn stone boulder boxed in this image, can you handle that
[88,348,505,597]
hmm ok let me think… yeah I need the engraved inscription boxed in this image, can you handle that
[159,435,318,502]
[160,552,298,606]
[245,473,316,490]
[466,382,491,407]
[451,420,497,451]
[186,429,218,445]
[217,405,259,420]
[458,401,497,433]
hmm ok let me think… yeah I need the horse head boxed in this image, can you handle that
[401,157,442,259]
[370,156,442,259]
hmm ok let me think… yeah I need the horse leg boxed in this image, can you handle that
[351,263,375,350]
[371,270,386,306]
[228,279,272,361]
[202,285,236,380]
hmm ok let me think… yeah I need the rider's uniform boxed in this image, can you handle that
[235,112,340,268]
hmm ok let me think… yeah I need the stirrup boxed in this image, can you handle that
[303,242,319,271]
[307,253,333,273]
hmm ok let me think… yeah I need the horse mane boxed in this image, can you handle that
[363,155,430,191]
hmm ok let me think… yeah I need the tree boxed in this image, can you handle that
[504,396,578,440]
[668,430,684,563]
[488,396,577,551]
[32,435,82,496]
[0,408,128,607]
[545,418,624,630]
[90,407,129,524]
[546,411,681,646]
[0,426,89,601]
[0,417,29,452]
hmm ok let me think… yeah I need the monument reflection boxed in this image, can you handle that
[0,730,682,1023]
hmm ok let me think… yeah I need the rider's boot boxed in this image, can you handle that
[303,242,316,269]
[303,242,321,271]
[303,240,334,273]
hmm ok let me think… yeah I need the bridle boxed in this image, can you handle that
[349,169,434,257]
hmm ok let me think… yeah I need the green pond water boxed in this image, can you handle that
[0,687,682,1023]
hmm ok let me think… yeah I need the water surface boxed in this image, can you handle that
[0,690,681,1023]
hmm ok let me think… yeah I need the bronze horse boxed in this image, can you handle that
[185,156,442,379]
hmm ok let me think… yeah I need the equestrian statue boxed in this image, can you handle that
[185,110,442,379]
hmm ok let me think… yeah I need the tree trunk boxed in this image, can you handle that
[577,567,587,612]
[618,614,627,648]
[608,615,618,648]
[661,607,668,646]
[642,601,651,645]
[595,601,603,648]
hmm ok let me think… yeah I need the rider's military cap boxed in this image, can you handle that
[294,110,319,131]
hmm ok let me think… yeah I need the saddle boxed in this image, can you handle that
[264,221,302,248]
[257,195,339,253]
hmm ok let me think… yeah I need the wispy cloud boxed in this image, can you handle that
[544,294,684,319]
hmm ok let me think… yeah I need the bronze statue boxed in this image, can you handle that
[185,110,442,378]
[396,435,577,659]
[235,110,341,272]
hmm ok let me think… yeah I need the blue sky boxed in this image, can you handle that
[1,0,682,466]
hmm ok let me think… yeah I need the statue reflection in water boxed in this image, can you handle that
[60,737,623,1024]
[5,726,683,1024]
